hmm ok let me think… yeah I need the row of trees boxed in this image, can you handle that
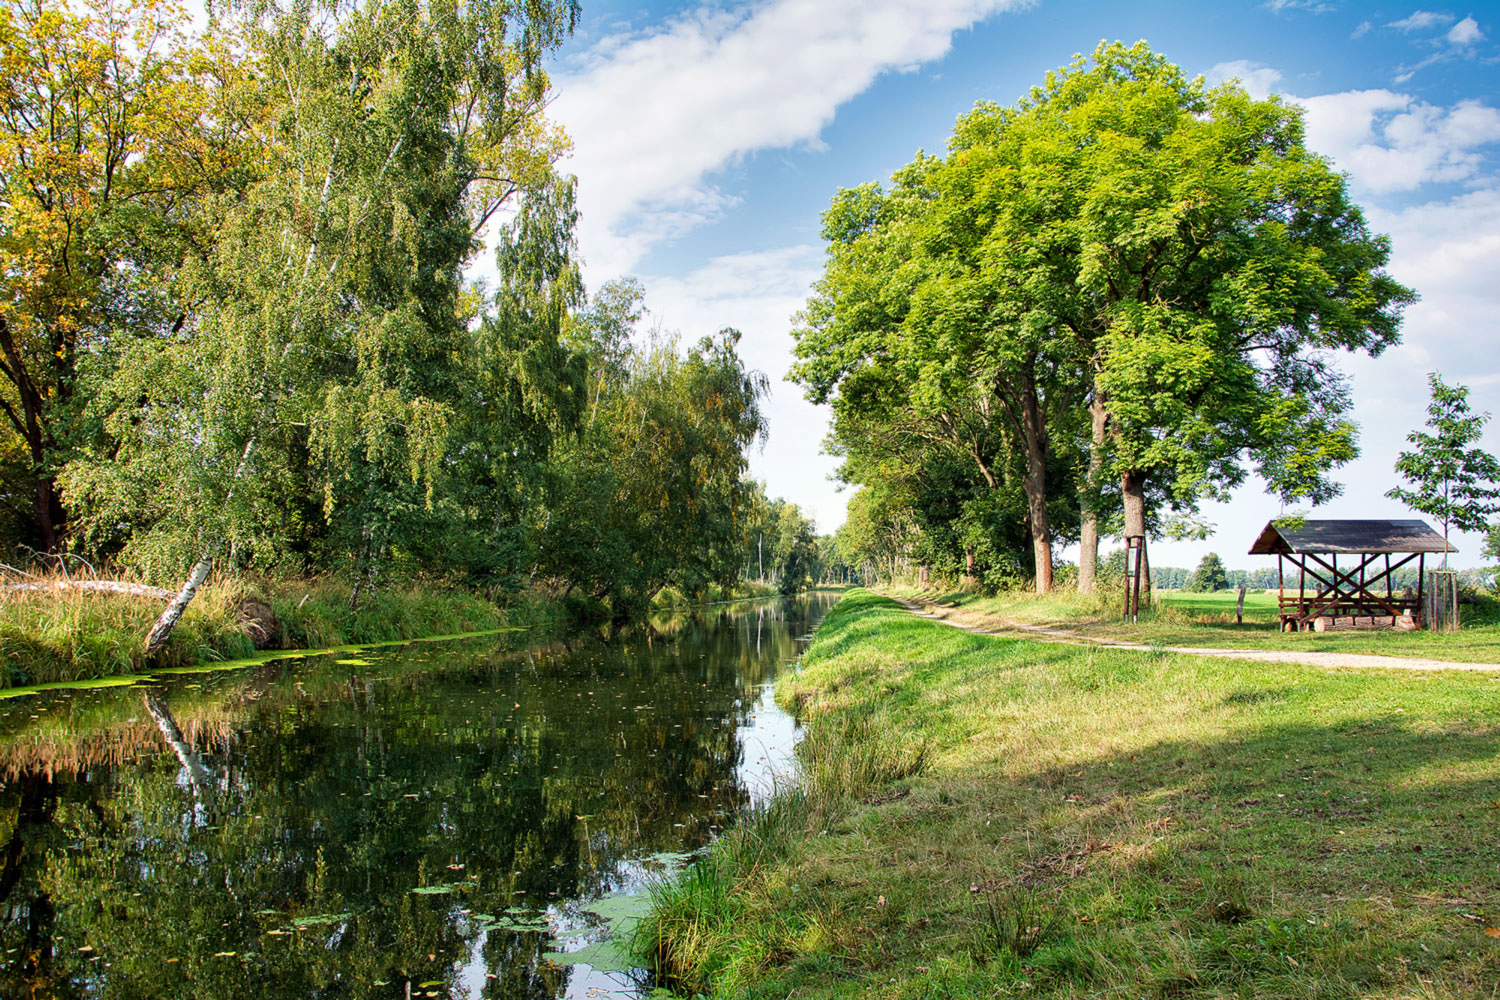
[797,42,1414,594]
[0,0,795,633]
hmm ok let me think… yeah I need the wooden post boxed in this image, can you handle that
[1277,554,1285,630]
[1236,584,1246,624]
[1132,537,1143,622]
[1416,553,1425,627]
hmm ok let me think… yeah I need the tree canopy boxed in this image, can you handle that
[797,42,1414,596]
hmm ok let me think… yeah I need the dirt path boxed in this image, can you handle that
[887,595,1500,673]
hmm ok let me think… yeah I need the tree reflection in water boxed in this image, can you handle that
[0,593,835,998]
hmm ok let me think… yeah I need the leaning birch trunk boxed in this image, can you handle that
[142,438,256,657]
[1077,395,1109,594]
[143,554,214,656]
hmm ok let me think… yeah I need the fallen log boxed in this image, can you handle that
[0,580,174,600]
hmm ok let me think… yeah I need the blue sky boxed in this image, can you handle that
[535,0,1500,571]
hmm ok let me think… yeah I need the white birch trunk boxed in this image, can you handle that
[143,554,214,656]
[142,439,256,656]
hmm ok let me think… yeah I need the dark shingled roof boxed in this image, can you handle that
[1249,519,1456,555]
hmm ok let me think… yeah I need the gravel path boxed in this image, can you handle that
[889,596,1500,673]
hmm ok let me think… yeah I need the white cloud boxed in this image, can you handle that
[1263,0,1335,12]
[1448,15,1484,45]
[551,0,1028,277]
[1207,59,1283,99]
[1297,90,1500,192]
[1386,10,1454,32]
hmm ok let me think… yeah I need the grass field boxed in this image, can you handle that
[898,586,1500,663]
[637,589,1500,999]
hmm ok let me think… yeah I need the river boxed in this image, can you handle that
[0,592,839,999]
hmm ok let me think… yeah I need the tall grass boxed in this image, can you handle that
[634,687,932,992]
[638,588,1500,999]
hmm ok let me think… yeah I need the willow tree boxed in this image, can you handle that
[63,0,580,652]
[537,321,769,619]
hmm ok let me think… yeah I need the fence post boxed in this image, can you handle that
[1236,584,1247,624]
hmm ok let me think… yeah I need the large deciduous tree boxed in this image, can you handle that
[796,42,1413,595]
[986,42,1413,577]
[0,0,245,551]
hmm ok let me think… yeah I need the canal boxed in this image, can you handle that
[0,592,839,998]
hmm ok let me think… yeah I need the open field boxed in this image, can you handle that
[893,586,1500,664]
[638,589,1500,999]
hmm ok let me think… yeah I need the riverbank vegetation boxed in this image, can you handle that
[0,571,528,686]
[639,590,1500,997]
[0,0,845,669]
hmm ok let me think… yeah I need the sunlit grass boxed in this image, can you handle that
[639,589,1500,998]
[893,584,1500,663]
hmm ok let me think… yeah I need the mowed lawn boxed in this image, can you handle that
[641,590,1500,999]
[900,586,1500,664]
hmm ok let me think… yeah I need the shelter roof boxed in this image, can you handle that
[1249,519,1456,556]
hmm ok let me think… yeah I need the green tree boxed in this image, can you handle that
[795,42,1414,599]
[962,42,1413,573]
[535,323,768,619]
[1189,552,1228,592]
[1386,373,1500,568]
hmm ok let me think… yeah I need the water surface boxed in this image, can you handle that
[0,593,837,999]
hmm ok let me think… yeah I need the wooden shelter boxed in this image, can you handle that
[1248,519,1455,632]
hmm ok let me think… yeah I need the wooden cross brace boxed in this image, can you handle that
[1295,551,1418,622]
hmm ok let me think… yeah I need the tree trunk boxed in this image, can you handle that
[1078,395,1109,594]
[1019,371,1053,593]
[139,439,256,656]
[1122,469,1147,540]
[143,554,214,656]
[0,316,66,551]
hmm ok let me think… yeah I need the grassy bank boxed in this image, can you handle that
[0,575,563,688]
[896,585,1500,663]
[636,589,1500,998]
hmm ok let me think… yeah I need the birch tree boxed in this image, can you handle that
[63,0,581,653]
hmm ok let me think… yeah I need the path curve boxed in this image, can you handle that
[886,595,1500,673]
